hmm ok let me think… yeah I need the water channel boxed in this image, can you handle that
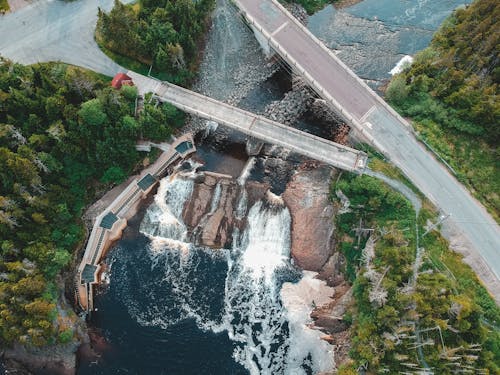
[77,1,470,374]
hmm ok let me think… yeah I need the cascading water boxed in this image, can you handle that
[223,200,293,374]
[140,176,194,244]
[132,174,331,374]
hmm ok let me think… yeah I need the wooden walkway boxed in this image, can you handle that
[76,134,196,312]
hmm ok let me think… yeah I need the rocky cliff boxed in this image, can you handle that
[283,162,337,272]
[183,172,270,248]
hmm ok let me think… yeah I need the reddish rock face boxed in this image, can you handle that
[183,174,237,248]
[283,163,336,271]
[182,173,270,249]
[183,174,217,230]
[201,180,238,248]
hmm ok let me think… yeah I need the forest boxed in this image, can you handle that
[0,59,183,347]
[96,0,215,85]
[386,0,499,220]
[332,173,500,374]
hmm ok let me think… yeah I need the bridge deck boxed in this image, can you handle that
[234,0,500,296]
[128,71,367,173]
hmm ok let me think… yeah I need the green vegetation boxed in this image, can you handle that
[358,142,423,196]
[332,173,499,373]
[0,59,183,347]
[282,0,331,14]
[0,0,9,13]
[385,0,499,221]
[96,0,215,85]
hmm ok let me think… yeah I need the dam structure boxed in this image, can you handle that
[76,134,196,312]
[233,0,500,295]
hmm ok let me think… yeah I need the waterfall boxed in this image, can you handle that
[208,182,222,215]
[140,176,194,245]
[235,188,248,220]
[127,174,332,374]
[239,201,290,282]
[237,156,255,185]
[223,201,292,374]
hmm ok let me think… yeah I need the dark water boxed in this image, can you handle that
[77,233,245,375]
[194,133,249,177]
[308,0,472,86]
[77,175,305,374]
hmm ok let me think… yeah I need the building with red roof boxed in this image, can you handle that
[111,73,133,89]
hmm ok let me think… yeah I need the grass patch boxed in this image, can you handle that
[414,119,499,223]
[385,86,499,223]
[0,0,9,13]
[358,143,423,197]
[95,38,151,76]
[419,203,500,326]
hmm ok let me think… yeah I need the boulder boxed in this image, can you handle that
[283,163,336,271]
[183,174,216,229]
[318,252,346,287]
[183,174,238,248]
[201,180,239,248]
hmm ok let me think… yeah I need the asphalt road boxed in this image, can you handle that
[0,0,133,76]
[236,0,500,298]
[130,71,368,173]
[1,0,498,299]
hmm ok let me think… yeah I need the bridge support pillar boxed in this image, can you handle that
[249,25,275,58]
[246,137,264,156]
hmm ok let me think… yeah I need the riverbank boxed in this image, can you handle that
[72,0,500,374]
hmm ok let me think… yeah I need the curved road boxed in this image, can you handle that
[0,0,133,76]
[1,0,499,301]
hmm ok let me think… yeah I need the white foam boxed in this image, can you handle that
[389,55,414,75]
[237,157,256,185]
[281,271,335,374]
[266,190,285,206]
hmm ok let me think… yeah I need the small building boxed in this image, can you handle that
[111,73,133,89]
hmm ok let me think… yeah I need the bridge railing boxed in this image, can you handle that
[153,80,367,172]
[238,0,416,135]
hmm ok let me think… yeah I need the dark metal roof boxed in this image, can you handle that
[175,141,194,155]
[81,264,98,284]
[100,212,118,230]
[138,173,156,191]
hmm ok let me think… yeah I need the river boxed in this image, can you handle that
[77,0,469,374]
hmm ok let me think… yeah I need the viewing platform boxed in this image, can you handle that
[76,134,196,313]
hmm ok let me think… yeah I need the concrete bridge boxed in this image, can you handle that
[127,71,367,174]
[234,0,500,297]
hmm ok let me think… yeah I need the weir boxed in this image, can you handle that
[76,134,196,313]
[234,0,500,296]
